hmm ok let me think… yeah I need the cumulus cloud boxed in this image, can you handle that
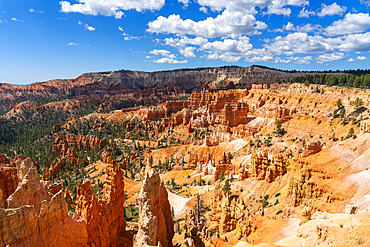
[164,37,208,47]
[179,47,197,58]
[283,22,321,33]
[298,7,315,18]
[150,49,172,56]
[265,32,334,56]
[200,37,262,62]
[147,11,267,38]
[325,13,370,36]
[357,56,368,61]
[290,56,312,64]
[347,58,355,62]
[67,42,78,46]
[196,0,268,14]
[265,0,309,16]
[178,0,190,7]
[335,32,370,52]
[317,3,347,17]
[317,52,345,62]
[154,57,188,63]
[199,7,208,13]
[59,0,165,18]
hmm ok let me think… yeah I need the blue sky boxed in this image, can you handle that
[1,0,370,84]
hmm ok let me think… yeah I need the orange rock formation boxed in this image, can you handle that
[134,165,174,247]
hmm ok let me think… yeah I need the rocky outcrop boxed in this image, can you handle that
[101,147,113,163]
[134,165,174,247]
[74,163,130,247]
[14,156,40,179]
[0,166,18,207]
[300,202,314,225]
[210,185,252,237]
[0,155,89,247]
[52,124,61,134]
[249,152,288,182]
[213,152,234,181]
[302,141,323,158]
[219,102,249,127]
[287,169,321,207]
[0,191,89,247]
[183,209,210,247]
[7,166,50,213]
[42,157,66,180]
[53,134,107,157]
[0,153,9,165]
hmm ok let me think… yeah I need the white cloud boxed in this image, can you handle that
[147,11,267,38]
[348,58,355,62]
[118,27,124,32]
[270,28,283,33]
[179,47,196,58]
[265,0,309,16]
[290,56,312,64]
[360,0,370,7]
[196,0,268,14]
[85,24,95,31]
[298,7,315,18]
[150,49,172,56]
[325,13,370,36]
[317,52,345,62]
[154,58,188,63]
[357,56,368,61]
[67,42,78,46]
[271,57,291,63]
[245,55,273,63]
[178,0,190,7]
[78,21,95,31]
[265,32,334,56]
[283,22,321,33]
[124,36,139,41]
[29,8,44,13]
[11,17,23,22]
[336,32,370,52]
[201,37,259,62]
[170,37,208,47]
[59,0,165,18]
[199,7,208,13]
[317,3,347,17]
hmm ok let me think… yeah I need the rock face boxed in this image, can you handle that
[183,209,210,247]
[287,169,321,207]
[0,155,133,247]
[134,165,174,247]
[53,134,107,157]
[74,163,130,247]
[300,202,314,225]
[302,141,323,157]
[7,166,50,213]
[0,191,89,247]
[210,185,251,237]
[0,155,89,247]
[0,153,9,165]
[249,152,288,182]
[102,147,113,163]
[0,166,19,207]
[213,152,234,181]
